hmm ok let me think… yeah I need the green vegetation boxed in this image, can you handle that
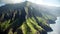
[0,16,52,34]
[0,20,11,31]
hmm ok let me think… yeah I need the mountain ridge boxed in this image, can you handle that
[0,1,57,34]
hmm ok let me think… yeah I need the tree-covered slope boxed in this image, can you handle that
[0,1,57,34]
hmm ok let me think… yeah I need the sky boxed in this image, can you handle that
[29,0,60,7]
[43,0,60,4]
[43,0,60,7]
[0,0,60,7]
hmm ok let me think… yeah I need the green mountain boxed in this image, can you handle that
[0,1,57,34]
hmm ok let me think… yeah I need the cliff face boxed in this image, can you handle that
[0,1,57,34]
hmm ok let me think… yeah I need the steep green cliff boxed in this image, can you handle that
[0,1,57,34]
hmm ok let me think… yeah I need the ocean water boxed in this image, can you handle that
[48,17,60,34]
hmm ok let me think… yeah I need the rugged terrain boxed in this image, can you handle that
[0,1,57,34]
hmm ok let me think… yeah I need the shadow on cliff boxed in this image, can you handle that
[0,7,26,34]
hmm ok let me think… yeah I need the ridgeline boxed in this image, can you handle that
[0,1,57,34]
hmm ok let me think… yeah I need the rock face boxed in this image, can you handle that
[0,1,57,34]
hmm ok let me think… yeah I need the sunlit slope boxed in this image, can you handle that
[0,1,56,34]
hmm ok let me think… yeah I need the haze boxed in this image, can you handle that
[0,0,60,7]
